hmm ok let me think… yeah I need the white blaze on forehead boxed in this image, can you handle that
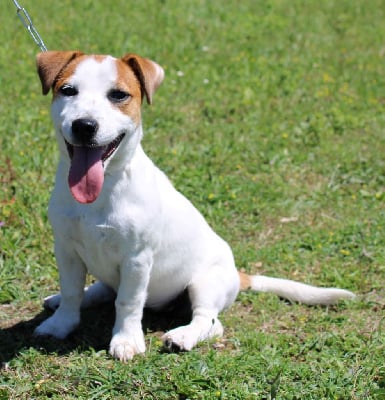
[51,54,139,204]
[53,54,134,144]
[51,54,137,146]
[70,56,118,92]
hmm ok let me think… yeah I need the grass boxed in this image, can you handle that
[1,0,385,398]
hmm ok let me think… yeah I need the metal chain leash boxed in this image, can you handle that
[12,0,48,52]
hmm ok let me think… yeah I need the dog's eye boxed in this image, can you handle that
[59,84,78,97]
[107,89,130,103]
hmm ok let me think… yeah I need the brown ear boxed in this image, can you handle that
[121,53,164,104]
[36,51,84,95]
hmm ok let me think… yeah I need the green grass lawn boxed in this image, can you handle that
[1,0,385,398]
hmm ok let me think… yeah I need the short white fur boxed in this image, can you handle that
[34,53,355,361]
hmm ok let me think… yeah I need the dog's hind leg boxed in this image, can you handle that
[162,310,224,352]
[81,281,116,307]
[44,281,116,311]
[162,261,239,351]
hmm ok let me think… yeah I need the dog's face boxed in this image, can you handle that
[37,51,164,204]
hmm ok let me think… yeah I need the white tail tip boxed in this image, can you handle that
[250,275,355,306]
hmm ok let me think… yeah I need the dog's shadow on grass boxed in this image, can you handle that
[0,291,192,363]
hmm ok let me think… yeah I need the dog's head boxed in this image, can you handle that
[37,51,164,204]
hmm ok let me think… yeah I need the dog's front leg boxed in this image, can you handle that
[109,252,151,362]
[35,245,86,339]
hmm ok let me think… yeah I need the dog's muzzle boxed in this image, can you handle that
[65,118,125,204]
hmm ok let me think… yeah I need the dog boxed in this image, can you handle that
[33,51,355,361]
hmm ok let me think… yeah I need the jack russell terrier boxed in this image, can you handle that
[34,51,355,361]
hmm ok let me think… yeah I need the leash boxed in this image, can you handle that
[12,0,47,52]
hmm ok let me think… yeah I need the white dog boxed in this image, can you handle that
[34,51,355,361]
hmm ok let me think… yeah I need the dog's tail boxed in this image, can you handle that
[239,271,355,305]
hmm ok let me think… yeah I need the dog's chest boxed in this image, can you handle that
[63,212,125,285]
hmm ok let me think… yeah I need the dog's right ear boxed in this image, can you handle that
[36,51,84,95]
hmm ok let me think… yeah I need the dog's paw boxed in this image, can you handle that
[109,332,146,362]
[34,314,79,339]
[43,293,61,310]
[162,319,224,351]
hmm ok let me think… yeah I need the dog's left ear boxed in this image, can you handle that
[121,54,164,104]
[37,51,84,95]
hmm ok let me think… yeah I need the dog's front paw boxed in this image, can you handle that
[34,314,79,339]
[109,331,146,362]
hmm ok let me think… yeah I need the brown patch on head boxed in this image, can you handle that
[113,58,145,125]
[46,54,119,100]
[36,51,164,125]
[51,57,91,100]
[238,271,252,291]
[120,53,164,104]
[36,51,85,95]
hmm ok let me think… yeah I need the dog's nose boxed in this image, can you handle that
[71,118,99,144]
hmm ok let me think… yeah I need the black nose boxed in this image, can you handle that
[71,118,99,144]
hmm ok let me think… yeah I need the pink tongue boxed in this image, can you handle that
[68,146,105,204]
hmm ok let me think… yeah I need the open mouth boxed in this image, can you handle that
[65,133,125,163]
[65,133,125,204]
